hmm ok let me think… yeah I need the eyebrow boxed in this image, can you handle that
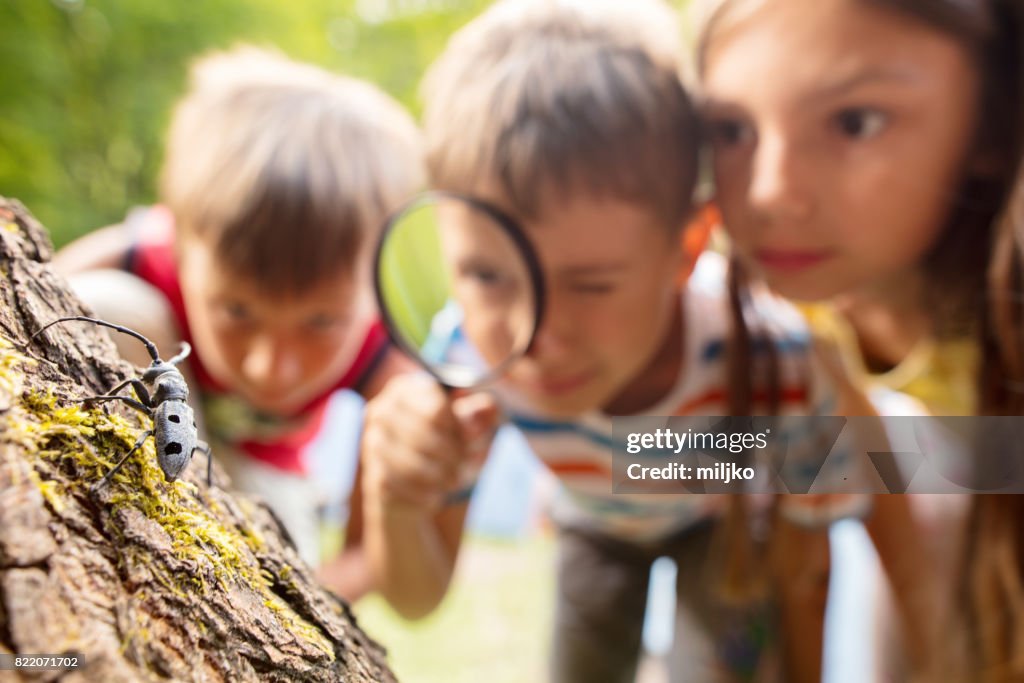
[699,98,745,115]
[559,263,630,277]
[812,65,923,100]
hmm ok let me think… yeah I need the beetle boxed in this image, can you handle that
[31,315,213,491]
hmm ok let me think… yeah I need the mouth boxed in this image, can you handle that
[754,248,834,273]
[529,372,593,397]
[242,387,309,416]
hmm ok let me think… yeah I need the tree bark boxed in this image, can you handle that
[0,197,397,682]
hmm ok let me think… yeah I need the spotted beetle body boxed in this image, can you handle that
[152,399,197,481]
[31,316,214,490]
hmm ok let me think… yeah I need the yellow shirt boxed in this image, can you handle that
[799,304,978,416]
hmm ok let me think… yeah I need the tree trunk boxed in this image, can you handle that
[0,197,397,682]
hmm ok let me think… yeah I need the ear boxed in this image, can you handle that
[676,201,720,286]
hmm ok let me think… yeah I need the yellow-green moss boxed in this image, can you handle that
[264,593,334,654]
[0,337,335,658]
[35,477,65,513]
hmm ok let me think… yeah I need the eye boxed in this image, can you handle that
[466,266,504,285]
[707,118,754,148]
[570,282,615,295]
[834,108,887,140]
[306,313,346,331]
[222,301,251,322]
[460,263,515,292]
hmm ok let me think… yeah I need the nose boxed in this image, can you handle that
[748,131,813,221]
[241,335,302,389]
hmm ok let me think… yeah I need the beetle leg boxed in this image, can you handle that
[85,378,154,410]
[194,440,214,487]
[79,394,152,416]
[91,429,154,491]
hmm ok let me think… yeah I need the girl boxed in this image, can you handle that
[694,0,1024,678]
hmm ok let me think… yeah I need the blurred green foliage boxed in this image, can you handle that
[0,0,490,246]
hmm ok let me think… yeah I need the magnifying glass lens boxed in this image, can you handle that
[375,194,542,389]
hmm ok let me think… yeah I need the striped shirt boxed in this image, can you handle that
[492,252,859,541]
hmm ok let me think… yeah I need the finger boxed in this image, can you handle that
[453,392,501,441]
[371,373,456,422]
[397,411,467,470]
[364,382,464,467]
[452,394,500,466]
[384,378,464,443]
[364,420,460,491]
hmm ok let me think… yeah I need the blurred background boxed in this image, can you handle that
[1,0,491,246]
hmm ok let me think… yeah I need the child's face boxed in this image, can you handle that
[469,194,685,417]
[702,0,980,301]
[177,237,371,416]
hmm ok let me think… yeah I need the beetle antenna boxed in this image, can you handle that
[32,316,161,362]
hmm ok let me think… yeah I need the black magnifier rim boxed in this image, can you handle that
[372,190,546,389]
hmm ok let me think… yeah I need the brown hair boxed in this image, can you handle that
[973,29,1024,674]
[715,256,781,603]
[881,1,1024,679]
[160,45,423,295]
[421,0,699,228]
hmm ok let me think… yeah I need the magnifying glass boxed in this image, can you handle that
[373,192,545,390]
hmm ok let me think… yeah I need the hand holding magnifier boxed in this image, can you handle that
[368,192,545,509]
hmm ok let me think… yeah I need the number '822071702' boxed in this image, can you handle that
[0,654,81,670]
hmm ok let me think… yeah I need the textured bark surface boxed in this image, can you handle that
[0,197,396,682]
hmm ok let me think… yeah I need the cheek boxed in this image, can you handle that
[843,109,974,252]
[305,334,351,368]
[601,279,676,357]
[866,210,946,272]
[712,169,757,246]
[179,299,243,377]
[201,326,250,378]
[841,166,953,265]
[713,154,751,206]
[308,330,369,381]
[464,318,514,367]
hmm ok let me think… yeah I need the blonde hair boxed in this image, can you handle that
[160,45,423,294]
[421,0,699,227]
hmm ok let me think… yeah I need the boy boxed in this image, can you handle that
[360,2,873,681]
[54,46,422,593]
